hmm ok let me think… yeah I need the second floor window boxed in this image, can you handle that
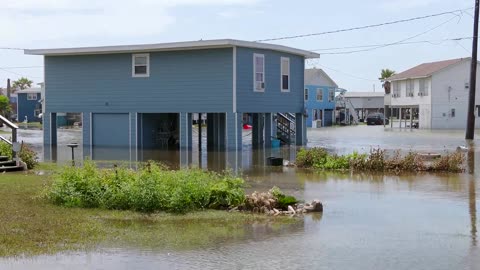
[328,89,335,102]
[316,89,323,101]
[419,79,428,96]
[132,54,150,77]
[27,93,38,100]
[281,57,290,92]
[393,81,400,97]
[254,54,265,92]
[406,79,414,97]
[304,89,309,100]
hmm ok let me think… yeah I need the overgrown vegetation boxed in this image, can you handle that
[296,147,465,173]
[46,160,246,213]
[0,141,38,169]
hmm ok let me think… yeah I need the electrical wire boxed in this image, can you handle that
[255,8,471,42]
[310,37,474,51]
[318,14,462,55]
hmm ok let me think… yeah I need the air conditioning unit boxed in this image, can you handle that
[255,82,265,90]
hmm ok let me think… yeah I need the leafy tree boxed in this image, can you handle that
[12,77,33,91]
[0,95,10,116]
[379,69,395,94]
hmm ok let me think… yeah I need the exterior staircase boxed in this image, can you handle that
[276,113,296,144]
[0,115,26,172]
[0,155,24,172]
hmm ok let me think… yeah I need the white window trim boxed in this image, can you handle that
[132,53,150,78]
[27,93,38,100]
[253,53,265,92]
[280,57,290,92]
[316,88,323,102]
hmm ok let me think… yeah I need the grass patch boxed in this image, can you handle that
[296,147,465,173]
[0,171,300,257]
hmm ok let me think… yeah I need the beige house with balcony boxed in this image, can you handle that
[386,58,480,129]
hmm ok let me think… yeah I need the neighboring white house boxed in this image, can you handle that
[344,92,385,120]
[387,57,480,129]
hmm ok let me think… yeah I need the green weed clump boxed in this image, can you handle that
[270,186,298,210]
[46,160,245,214]
[296,147,465,173]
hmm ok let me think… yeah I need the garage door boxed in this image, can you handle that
[92,113,130,161]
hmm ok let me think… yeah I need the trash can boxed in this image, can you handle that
[266,157,283,166]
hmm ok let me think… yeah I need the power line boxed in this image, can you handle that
[255,8,471,42]
[317,64,376,82]
[317,14,462,55]
[310,37,474,51]
[0,47,25,51]
[0,66,43,69]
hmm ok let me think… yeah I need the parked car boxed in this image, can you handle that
[366,113,389,125]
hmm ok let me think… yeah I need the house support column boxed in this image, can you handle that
[295,112,306,146]
[43,112,58,161]
[179,112,192,167]
[82,112,91,159]
[226,112,242,173]
[129,112,138,165]
[399,108,402,128]
[264,113,272,148]
[252,113,264,148]
[410,107,413,130]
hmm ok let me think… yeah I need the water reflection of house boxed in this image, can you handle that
[26,39,319,161]
[304,68,337,127]
[387,58,480,129]
[16,87,42,123]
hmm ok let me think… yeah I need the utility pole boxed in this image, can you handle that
[466,0,479,140]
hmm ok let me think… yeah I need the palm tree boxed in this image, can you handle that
[12,77,33,92]
[379,69,395,94]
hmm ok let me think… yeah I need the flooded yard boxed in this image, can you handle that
[1,125,479,269]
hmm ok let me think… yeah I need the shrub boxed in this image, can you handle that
[296,148,328,168]
[46,160,246,214]
[0,141,12,159]
[431,152,465,172]
[295,147,464,173]
[269,186,298,210]
[19,143,38,169]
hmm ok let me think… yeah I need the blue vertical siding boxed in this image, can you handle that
[236,47,305,113]
[304,85,336,127]
[44,48,233,113]
[17,92,41,122]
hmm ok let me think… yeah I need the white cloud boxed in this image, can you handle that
[1,0,260,46]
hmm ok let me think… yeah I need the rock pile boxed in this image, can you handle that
[232,190,323,216]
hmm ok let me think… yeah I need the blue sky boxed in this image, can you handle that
[0,0,475,91]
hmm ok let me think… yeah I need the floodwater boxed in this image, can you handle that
[1,125,480,269]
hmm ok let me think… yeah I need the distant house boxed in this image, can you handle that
[25,39,319,161]
[304,68,337,127]
[387,58,480,129]
[344,92,384,120]
[16,87,42,123]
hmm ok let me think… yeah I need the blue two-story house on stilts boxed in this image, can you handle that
[25,39,319,163]
[16,87,42,123]
[304,68,338,127]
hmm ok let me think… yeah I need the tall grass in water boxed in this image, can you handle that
[296,147,465,173]
[46,161,245,213]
